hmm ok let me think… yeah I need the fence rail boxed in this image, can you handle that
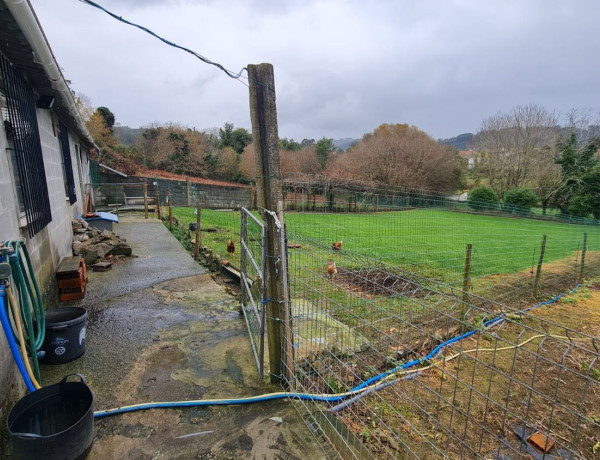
[240,208,267,378]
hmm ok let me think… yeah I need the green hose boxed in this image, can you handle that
[4,240,45,383]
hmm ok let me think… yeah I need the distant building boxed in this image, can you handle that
[0,0,99,415]
[458,150,481,169]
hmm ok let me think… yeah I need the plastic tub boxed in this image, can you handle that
[7,374,94,460]
[42,308,87,364]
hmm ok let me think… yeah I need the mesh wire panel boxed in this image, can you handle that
[281,186,600,310]
[283,230,600,459]
[240,208,266,377]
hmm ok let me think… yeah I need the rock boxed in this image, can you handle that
[100,230,113,240]
[94,243,113,259]
[71,219,132,264]
[110,242,132,256]
[72,241,85,255]
[79,247,99,266]
[74,233,89,242]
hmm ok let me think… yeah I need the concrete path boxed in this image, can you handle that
[39,215,327,459]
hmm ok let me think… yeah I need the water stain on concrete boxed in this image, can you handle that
[34,217,327,460]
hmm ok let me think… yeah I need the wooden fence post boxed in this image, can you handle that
[534,234,547,296]
[143,182,148,219]
[248,63,285,384]
[579,232,587,283]
[194,197,202,260]
[155,187,161,220]
[186,177,193,206]
[168,190,173,230]
[461,243,473,322]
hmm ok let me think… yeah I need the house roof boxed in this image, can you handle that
[0,1,98,149]
[143,169,251,188]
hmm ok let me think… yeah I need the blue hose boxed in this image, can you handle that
[0,286,36,392]
[350,286,581,392]
[95,392,349,418]
[94,285,581,418]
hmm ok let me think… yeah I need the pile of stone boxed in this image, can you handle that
[72,219,132,266]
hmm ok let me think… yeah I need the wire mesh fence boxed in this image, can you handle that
[94,178,600,458]
[281,183,600,310]
[240,208,267,378]
[275,180,600,458]
[282,231,600,459]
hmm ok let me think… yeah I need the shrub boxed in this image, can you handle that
[468,186,499,210]
[504,188,538,213]
[567,194,594,218]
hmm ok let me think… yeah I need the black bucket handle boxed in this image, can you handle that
[60,373,87,385]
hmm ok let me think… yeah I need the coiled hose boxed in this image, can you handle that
[2,240,45,383]
[0,286,35,392]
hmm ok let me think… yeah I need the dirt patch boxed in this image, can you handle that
[332,267,429,298]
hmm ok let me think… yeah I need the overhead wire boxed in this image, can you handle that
[78,0,249,82]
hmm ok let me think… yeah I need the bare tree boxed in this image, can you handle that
[473,104,559,197]
[326,124,463,192]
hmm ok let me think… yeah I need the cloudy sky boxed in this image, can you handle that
[31,0,600,141]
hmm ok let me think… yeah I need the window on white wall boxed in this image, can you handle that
[1,85,25,215]
[0,52,52,237]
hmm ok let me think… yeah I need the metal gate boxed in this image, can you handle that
[240,208,267,378]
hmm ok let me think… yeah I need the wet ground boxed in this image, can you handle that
[26,215,327,459]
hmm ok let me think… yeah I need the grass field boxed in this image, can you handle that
[169,207,600,285]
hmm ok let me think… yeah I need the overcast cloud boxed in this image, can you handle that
[30,0,600,141]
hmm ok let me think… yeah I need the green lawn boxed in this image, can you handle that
[284,209,599,283]
[169,207,599,284]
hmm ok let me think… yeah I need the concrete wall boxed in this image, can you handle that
[97,174,252,209]
[0,108,89,434]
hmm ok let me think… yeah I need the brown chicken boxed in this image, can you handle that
[332,241,343,251]
[327,259,337,279]
[227,239,235,256]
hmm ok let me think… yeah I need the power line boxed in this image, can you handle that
[78,0,247,81]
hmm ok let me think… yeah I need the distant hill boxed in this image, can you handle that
[439,133,474,150]
[113,125,142,145]
[333,137,359,151]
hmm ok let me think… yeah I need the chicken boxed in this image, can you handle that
[332,241,343,251]
[327,259,337,279]
[227,239,235,256]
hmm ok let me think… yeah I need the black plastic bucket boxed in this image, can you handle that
[7,374,94,460]
[42,308,87,364]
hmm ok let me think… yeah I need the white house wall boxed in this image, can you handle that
[0,107,89,421]
[0,93,26,423]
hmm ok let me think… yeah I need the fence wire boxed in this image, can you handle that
[95,178,600,458]
[281,184,600,310]
[283,231,600,459]
[240,208,266,378]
